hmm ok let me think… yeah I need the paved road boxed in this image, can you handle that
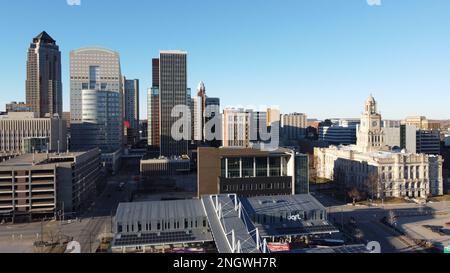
[313,191,450,253]
[0,174,137,253]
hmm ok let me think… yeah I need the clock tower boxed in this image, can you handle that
[357,95,385,153]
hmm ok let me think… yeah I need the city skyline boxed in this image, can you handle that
[0,0,450,120]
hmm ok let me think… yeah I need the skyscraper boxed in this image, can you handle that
[148,58,160,147]
[26,31,62,118]
[193,81,206,142]
[70,48,123,172]
[205,96,221,146]
[159,51,188,157]
[222,108,252,148]
[122,77,139,146]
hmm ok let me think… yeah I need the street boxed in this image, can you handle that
[0,174,137,253]
[312,191,450,253]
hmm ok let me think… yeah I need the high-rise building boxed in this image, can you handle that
[122,77,139,146]
[148,58,160,147]
[148,87,160,147]
[416,130,441,155]
[192,81,221,145]
[223,108,273,148]
[205,97,221,146]
[319,119,359,146]
[281,113,307,141]
[159,51,188,157]
[70,48,123,171]
[223,108,252,148]
[193,81,206,142]
[26,31,62,118]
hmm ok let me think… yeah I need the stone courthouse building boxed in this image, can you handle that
[315,96,443,198]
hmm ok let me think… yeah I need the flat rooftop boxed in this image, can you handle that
[0,151,93,167]
[242,194,327,215]
[115,199,207,224]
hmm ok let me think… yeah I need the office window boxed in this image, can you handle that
[227,158,240,178]
[255,157,267,177]
[242,157,254,177]
[269,157,281,177]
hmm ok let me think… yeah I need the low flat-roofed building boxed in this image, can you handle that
[140,157,190,176]
[111,193,336,253]
[241,194,336,238]
[0,148,102,221]
[0,112,67,154]
[198,147,309,197]
[111,199,213,253]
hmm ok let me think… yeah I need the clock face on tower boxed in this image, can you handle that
[372,121,378,127]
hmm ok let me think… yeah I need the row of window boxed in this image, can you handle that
[222,182,291,192]
[117,218,208,233]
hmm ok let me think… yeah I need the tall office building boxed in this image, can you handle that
[223,108,252,148]
[223,108,272,148]
[159,51,188,157]
[205,97,221,146]
[281,113,307,140]
[416,130,441,155]
[192,81,221,145]
[318,119,359,145]
[26,31,62,118]
[70,48,123,171]
[122,77,139,146]
[148,59,160,147]
[193,81,206,142]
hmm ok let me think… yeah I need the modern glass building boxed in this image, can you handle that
[147,87,160,147]
[122,77,139,146]
[71,89,121,152]
[294,153,309,194]
[159,51,188,157]
[70,47,123,154]
[198,147,310,197]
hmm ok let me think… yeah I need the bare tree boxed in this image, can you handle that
[348,187,363,206]
[365,173,380,201]
[387,210,397,226]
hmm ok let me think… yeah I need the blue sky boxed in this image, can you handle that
[0,0,449,120]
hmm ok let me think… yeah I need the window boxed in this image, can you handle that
[255,157,267,177]
[227,158,240,178]
[221,158,226,177]
[269,157,281,176]
[242,157,254,177]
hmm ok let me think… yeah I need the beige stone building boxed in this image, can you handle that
[315,96,443,198]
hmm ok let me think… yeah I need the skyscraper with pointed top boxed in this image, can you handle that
[26,31,62,118]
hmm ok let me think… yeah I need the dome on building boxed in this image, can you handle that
[366,94,376,104]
